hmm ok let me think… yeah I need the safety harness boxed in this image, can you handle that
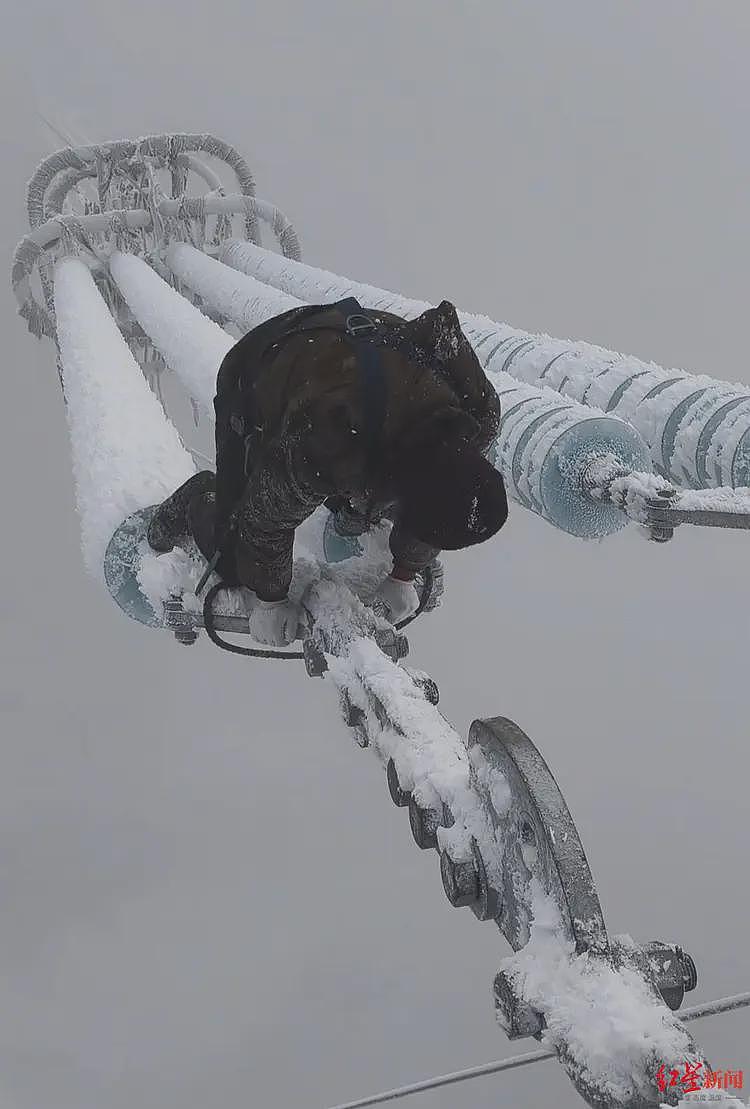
[197,297,436,654]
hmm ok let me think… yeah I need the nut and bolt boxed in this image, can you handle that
[440,850,479,907]
[493,971,545,1039]
[408,797,441,850]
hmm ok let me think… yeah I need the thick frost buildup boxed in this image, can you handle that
[675,486,750,513]
[220,238,432,318]
[137,542,216,617]
[53,257,194,578]
[53,243,710,1097]
[109,251,233,410]
[306,576,495,864]
[595,467,750,525]
[499,881,704,1107]
[166,243,302,333]
[221,240,750,492]
[219,241,652,540]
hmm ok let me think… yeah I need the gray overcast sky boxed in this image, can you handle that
[1,3,748,1108]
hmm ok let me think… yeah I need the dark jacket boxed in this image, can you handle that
[213,299,502,600]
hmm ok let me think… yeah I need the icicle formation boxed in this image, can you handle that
[13,134,301,352]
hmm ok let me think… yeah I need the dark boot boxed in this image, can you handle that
[147,471,216,552]
[186,492,240,585]
[324,496,369,538]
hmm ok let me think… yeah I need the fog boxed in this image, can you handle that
[1,3,748,1107]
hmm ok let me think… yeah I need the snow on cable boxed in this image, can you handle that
[53,257,194,577]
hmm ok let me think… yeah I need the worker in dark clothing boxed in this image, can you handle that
[147,297,508,647]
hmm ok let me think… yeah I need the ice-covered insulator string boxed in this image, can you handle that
[218,240,750,493]
[205,241,652,539]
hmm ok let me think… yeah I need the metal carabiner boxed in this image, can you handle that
[345,312,377,337]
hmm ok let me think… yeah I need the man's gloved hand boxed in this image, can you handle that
[371,574,419,625]
[246,594,301,647]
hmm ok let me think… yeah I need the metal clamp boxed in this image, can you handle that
[162,594,200,646]
[582,457,750,540]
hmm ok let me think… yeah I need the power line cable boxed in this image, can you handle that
[328,990,750,1109]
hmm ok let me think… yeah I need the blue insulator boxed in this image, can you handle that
[490,377,651,538]
[322,512,364,563]
[439,324,750,493]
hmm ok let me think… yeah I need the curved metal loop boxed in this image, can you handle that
[17,132,299,345]
[27,132,258,232]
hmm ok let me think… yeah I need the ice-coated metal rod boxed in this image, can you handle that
[328,1047,555,1109]
[582,457,750,534]
[681,990,750,1023]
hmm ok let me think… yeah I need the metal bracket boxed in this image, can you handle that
[643,485,750,532]
[582,458,750,541]
[467,716,609,954]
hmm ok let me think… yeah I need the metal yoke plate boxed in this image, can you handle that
[468,716,608,955]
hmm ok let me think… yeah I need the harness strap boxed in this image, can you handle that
[233,297,389,478]
[337,298,387,478]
